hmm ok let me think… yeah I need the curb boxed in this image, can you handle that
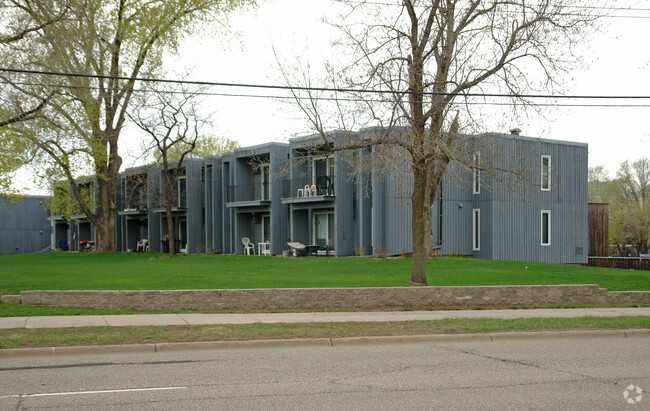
[1,329,648,357]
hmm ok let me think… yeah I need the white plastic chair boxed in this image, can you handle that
[136,239,148,252]
[242,237,255,255]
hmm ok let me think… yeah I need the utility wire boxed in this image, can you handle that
[3,67,650,101]
[326,0,650,19]
[10,80,650,107]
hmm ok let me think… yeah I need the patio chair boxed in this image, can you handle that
[242,237,255,255]
[287,241,306,256]
[316,176,331,196]
[136,239,148,252]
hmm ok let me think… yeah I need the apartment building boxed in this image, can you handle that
[46,129,587,263]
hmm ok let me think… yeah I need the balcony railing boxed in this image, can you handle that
[283,175,335,199]
[227,182,270,203]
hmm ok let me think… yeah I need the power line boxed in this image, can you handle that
[3,67,650,101]
[326,0,650,19]
[9,80,650,108]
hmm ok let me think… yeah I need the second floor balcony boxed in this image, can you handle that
[227,182,271,205]
[282,175,335,203]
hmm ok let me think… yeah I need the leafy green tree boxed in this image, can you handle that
[588,165,614,203]
[610,157,650,256]
[0,0,254,251]
[0,0,68,198]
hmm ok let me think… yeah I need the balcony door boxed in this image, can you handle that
[313,211,335,251]
[312,157,334,196]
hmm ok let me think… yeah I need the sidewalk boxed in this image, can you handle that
[1,307,649,329]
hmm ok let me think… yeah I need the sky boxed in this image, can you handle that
[16,0,650,193]
[146,0,650,179]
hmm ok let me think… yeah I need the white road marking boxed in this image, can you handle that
[0,386,186,399]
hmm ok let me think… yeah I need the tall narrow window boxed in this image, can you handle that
[177,175,187,208]
[261,164,270,200]
[472,151,480,194]
[472,208,480,251]
[541,210,551,246]
[541,155,551,191]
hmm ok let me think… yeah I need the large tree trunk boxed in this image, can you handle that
[411,165,427,285]
[97,132,121,252]
[95,217,115,252]
[94,181,117,252]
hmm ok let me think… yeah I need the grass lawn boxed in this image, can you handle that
[1,316,648,349]
[1,252,648,294]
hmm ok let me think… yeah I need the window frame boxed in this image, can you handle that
[472,208,480,251]
[541,210,551,246]
[472,151,480,195]
[541,155,551,191]
[312,156,334,182]
[260,163,270,201]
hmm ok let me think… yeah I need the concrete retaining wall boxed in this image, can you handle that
[5,285,650,311]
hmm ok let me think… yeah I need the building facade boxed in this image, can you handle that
[46,130,589,264]
[0,196,51,255]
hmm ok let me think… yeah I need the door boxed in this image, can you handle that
[313,212,335,252]
[262,214,271,243]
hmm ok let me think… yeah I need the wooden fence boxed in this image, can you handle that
[587,257,650,271]
[588,203,609,257]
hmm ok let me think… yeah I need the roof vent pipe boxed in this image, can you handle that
[509,128,522,136]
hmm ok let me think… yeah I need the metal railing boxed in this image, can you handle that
[227,182,270,203]
[282,175,336,199]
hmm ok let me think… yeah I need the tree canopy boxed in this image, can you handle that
[0,0,254,250]
[611,157,650,256]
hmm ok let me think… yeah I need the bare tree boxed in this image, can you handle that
[130,84,209,256]
[280,0,605,285]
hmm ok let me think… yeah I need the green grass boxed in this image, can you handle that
[1,252,649,294]
[1,316,648,349]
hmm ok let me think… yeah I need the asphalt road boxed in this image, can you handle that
[1,335,647,410]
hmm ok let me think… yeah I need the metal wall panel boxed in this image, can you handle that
[0,196,51,255]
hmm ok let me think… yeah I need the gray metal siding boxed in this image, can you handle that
[0,196,51,255]
[269,145,290,255]
[478,135,588,263]
[185,159,203,253]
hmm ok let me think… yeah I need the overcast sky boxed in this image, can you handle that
[17,1,650,194]
[151,0,649,178]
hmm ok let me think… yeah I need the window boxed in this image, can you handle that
[541,210,551,246]
[472,152,480,194]
[541,155,551,191]
[312,156,334,180]
[260,164,270,200]
[177,175,187,208]
[472,208,480,251]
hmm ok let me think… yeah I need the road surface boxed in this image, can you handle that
[1,334,647,409]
